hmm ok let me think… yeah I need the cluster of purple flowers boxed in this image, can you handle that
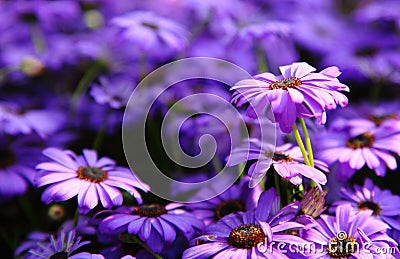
[1,0,400,258]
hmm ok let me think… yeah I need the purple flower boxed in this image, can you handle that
[0,136,42,198]
[183,210,308,258]
[231,62,349,133]
[0,101,66,138]
[188,176,262,225]
[301,204,399,258]
[228,139,328,186]
[110,11,189,54]
[35,148,149,214]
[90,75,135,109]
[316,121,400,179]
[99,203,204,253]
[330,178,400,231]
[28,230,103,259]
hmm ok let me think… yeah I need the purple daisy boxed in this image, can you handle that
[28,230,104,259]
[110,11,189,54]
[227,139,328,186]
[231,62,349,133]
[300,204,399,258]
[0,135,42,198]
[35,148,149,214]
[330,178,400,231]
[183,210,308,258]
[0,101,66,138]
[187,176,262,226]
[99,203,204,253]
[316,121,400,179]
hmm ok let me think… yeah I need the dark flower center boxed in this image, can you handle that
[265,151,294,162]
[327,235,358,258]
[346,132,374,149]
[355,47,378,57]
[368,114,399,126]
[132,204,167,218]
[19,12,38,23]
[215,200,245,220]
[141,22,159,30]
[77,166,108,183]
[227,224,266,249]
[358,200,381,216]
[0,149,16,169]
[270,77,302,90]
[49,252,68,259]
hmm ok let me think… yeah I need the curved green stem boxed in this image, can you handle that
[131,235,162,259]
[292,123,310,166]
[299,118,314,167]
[256,45,269,73]
[70,61,105,108]
[92,109,111,151]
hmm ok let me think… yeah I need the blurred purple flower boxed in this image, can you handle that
[0,136,42,198]
[28,230,102,259]
[231,62,349,133]
[99,203,204,253]
[301,204,399,258]
[35,148,149,214]
[183,210,308,258]
[90,75,135,109]
[188,176,262,225]
[228,140,328,186]
[0,101,66,138]
[330,178,400,231]
[316,121,400,179]
[110,11,189,54]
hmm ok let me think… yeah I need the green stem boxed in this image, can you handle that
[70,61,104,108]
[256,46,269,73]
[274,172,281,204]
[299,118,314,167]
[132,235,163,259]
[92,109,111,151]
[30,24,47,53]
[292,123,310,166]
[73,207,79,227]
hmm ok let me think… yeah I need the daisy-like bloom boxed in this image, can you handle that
[29,230,104,259]
[300,204,399,258]
[231,62,349,133]
[110,11,189,53]
[0,101,66,138]
[183,209,308,258]
[316,121,400,179]
[227,139,328,186]
[35,148,149,214]
[0,136,42,198]
[187,176,262,226]
[330,178,400,231]
[99,203,204,253]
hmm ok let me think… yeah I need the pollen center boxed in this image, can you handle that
[346,132,374,149]
[358,200,381,216]
[49,251,68,259]
[327,236,358,258]
[227,224,265,249]
[270,77,302,90]
[0,149,15,169]
[265,151,294,162]
[368,114,399,126]
[215,200,245,220]
[132,204,167,217]
[77,166,108,183]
